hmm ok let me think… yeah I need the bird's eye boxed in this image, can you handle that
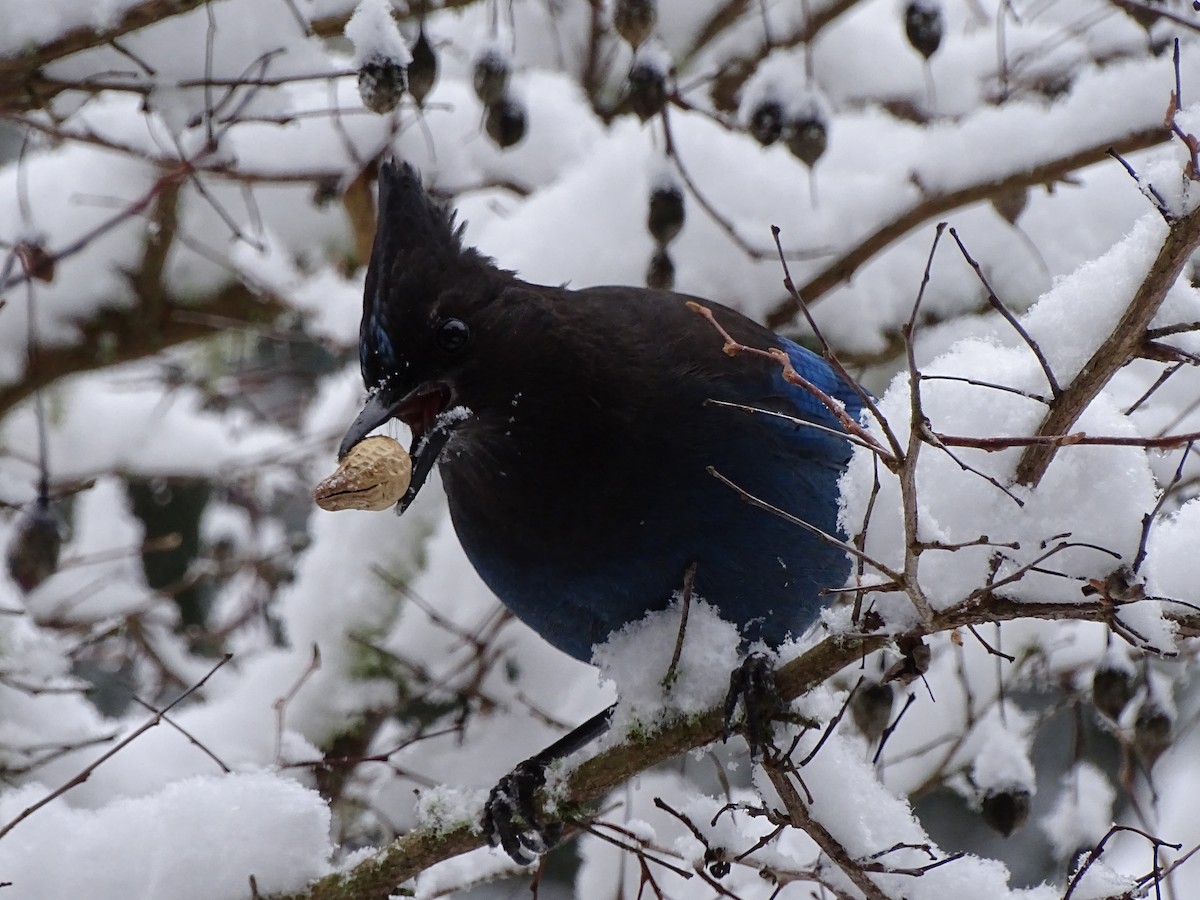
[436,317,470,353]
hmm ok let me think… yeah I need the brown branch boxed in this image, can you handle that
[0,0,212,113]
[0,278,287,421]
[707,0,865,113]
[683,0,752,64]
[896,226,947,625]
[0,0,487,113]
[938,428,1200,452]
[764,125,1170,329]
[1108,0,1200,35]
[308,0,485,40]
[0,653,231,842]
[270,595,1200,900]
[762,756,891,900]
[1013,200,1200,487]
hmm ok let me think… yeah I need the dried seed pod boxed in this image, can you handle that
[1091,661,1135,721]
[312,176,341,207]
[315,436,412,512]
[18,241,55,283]
[1132,698,1172,767]
[1083,566,1146,603]
[345,0,411,113]
[980,787,1030,837]
[357,58,407,114]
[905,0,943,60]
[785,116,827,168]
[705,849,731,879]
[485,96,528,149]
[991,186,1029,225]
[748,98,785,147]
[646,248,674,290]
[613,0,656,49]
[851,681,895,744]
[628,60,667,121]
[883,634,930,686]
[647,182,684,247]
[473,48,511,107]
[407,27,438,107]
[6,500,62,593]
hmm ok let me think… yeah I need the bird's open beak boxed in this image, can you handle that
[338,381,457,514]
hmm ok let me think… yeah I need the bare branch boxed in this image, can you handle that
[1015,200,1200,486]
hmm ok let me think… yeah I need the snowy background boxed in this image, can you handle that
[3,0,1200,898]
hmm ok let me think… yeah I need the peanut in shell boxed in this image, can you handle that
[314,435,412,511]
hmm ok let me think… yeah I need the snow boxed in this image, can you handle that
[591,596,742,740]
[1145,497,1200,612]
[1041,763,1116,862]
[415,784,487,836]
[739,52,831,125]
[1022,215,1168,384]
[969,707,1037,795]
[840,338,1160,615]
[632,39,672,78]
[4,0,1200,897]
[0,0,139,57]
[0,773,332,899]
[345,0,412,69]
[1065,860,1140,900]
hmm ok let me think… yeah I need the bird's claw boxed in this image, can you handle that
[482,757,563,865]
[723,653,786,759]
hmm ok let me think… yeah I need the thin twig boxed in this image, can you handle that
[1134,441,1193,572]
[0,654,232,842]
[663,563,697,690]
[762,756,891,900]
[127,695,231,773]
[707,466,905,586]
[896,225,948,624]
[798,678,862,767]
[948,226,1061,398]
[273,644,322,765]
[770,225,904,460]
[872,693,917,766]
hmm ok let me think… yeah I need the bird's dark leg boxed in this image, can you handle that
[723,653,786,759]
[483,703,615,864]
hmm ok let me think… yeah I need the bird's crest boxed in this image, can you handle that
[360,159,490,387]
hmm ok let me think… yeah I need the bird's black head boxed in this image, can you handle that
[338,159,511,510]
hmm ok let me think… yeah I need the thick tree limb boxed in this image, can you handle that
[763,757,891,900]
[273,595,1199,900]
[1014,199,1200,487]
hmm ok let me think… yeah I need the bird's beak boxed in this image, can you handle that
[338,382,459,514]
[338,387,403,460]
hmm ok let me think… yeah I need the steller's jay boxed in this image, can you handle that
[338,160,864,862]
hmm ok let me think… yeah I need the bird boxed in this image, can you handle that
[338,159,864,861]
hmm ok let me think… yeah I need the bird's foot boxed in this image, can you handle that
[482,757,563,865]
[723,653,787,759]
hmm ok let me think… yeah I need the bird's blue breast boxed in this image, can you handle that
[447,337,863,662]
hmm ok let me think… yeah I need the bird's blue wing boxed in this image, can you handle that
[762,338,864,460]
